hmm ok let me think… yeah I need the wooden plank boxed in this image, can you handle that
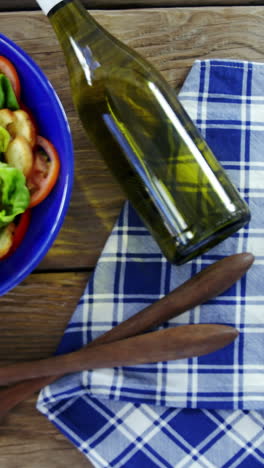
[0,6,264,271]
[2,0,263,11]
[0,397,92,467]
[0,270,93,467]
[0,271,89,362]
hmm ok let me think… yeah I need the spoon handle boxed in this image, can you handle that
[0,253,254,417]
[0,324,239,386]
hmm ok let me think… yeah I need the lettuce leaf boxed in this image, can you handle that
[0,162,30,228]
[0,74,19,110]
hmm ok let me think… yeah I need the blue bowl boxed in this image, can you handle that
[0,34,74,295]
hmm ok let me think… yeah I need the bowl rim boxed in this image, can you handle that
[0,34,74,296]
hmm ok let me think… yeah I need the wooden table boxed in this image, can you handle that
[0,1,264,467]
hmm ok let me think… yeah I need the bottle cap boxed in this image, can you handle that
[36,0,62,15]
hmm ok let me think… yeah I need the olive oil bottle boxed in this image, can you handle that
[36,0,250,264]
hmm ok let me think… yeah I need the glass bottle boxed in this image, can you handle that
[36,0,250,264]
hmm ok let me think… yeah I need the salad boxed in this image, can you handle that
[0,56,60,260]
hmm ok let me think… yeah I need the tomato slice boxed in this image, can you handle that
[1,209,31,260]
[28,135,60,207]
[0,56,21,101]
[11,209,31,253]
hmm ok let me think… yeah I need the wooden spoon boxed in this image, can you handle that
[0,252,254,418]
[0,324,239,386]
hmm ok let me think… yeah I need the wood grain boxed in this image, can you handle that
[0,396,89,467]
[0,7,263,270]
[2,0,263,10]
[0,271,91,467]
[0,272,89,363]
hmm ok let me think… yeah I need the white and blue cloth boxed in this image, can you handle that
[37,60,264,467]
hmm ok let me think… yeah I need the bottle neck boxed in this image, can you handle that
[37,0,96,35]
[44,1,103,60]
[37,0,73,16]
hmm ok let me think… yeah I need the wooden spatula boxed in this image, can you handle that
[0,252,254,419]
[0,324,239,386]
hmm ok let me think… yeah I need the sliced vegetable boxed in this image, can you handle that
[9,209,31,255]
[28,136,60,207]
[8,109,37,147]
[0,126,11,152]
[0,223,15,258]
[0,55,61,260]
[5,135,33,177]
[0,162,30,228]
[0,56,21,101]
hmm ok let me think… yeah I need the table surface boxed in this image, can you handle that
[0,1,264,467]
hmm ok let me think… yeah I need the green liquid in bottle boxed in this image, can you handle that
[40,0,250,264]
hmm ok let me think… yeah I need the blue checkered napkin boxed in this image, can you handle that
[37,60,264,467]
